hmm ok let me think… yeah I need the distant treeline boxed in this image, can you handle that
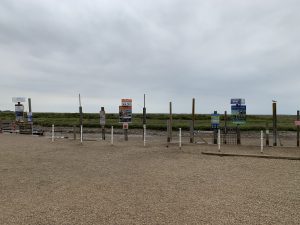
[0,111,298,131]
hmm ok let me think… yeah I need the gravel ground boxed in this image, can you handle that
[0,133,299,225]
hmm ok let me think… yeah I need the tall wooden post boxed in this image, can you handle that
[79,94,83,127]
[297,110,299,147]
[142,94,146,140]
[73,125,76,140]
[100,107,106,140]
[237,125,241,145]
[272,101,277,146]
[190,98,195,143]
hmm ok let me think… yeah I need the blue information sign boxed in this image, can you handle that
[231,105,246,124]
[211,113,220,128]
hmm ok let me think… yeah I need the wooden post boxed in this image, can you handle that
[265,122,269,146]
[142,94,146,140]
[179,128,182,149]
[297,110,299,147]
[124,123,128,141]
[272,101,277,146]
[218,129,221,152]
[190,98,195,143]
[101,126,105,140]
[80,125,83,144]
[167,120,171,143]
[169,102,172,141]
[73,125,76,140]
[79,94,83,142]
[190,121,194,143]
[237,125,241,145]
[261,130,264,153]
[143,124,146,147]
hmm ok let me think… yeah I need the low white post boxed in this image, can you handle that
[80,125,83,144]
[143,124,146,147]
[52,124,54,142]
[111,126,114,145]
[179,128,182,149]
[218,129,221,152]
[261,130,264,153]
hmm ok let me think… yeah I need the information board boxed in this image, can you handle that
[231,105,246,124]
[211,113,220,128]
[119,99,132,123]
[100,110,106,126]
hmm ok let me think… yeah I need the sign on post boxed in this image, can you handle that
[119,99,132,123]
[231,98,246,125]
[295,121,300,126]
[231,105,246,124]
[211,113,220,129]
[100,108,106,126]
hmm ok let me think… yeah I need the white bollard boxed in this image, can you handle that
[80,125,83,144]
[218,129,221,152]
[111,126,114,145]
[179,128,182,149]
[261,130,264,153]
[52,124,54,142]
[143,124,146,147]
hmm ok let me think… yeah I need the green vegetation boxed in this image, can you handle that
[0,112,298,131]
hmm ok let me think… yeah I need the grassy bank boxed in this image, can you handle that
[0,112,298,131]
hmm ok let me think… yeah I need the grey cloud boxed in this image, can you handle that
[0,0,299,114]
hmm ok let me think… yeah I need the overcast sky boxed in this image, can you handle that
[0,0,299,114]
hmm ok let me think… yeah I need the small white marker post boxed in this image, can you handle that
[218,129,221,152]
[179,128,182,150]
[261,130,264,153]
[111,126,114,145]
[52,124,54,142]
[143,124,146,147]
[80,125,83,144]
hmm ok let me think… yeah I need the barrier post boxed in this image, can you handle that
[143,124,146,147]
[80,125,83,144]
[218,129,221,152]
[52,124,54,142]
[179,128,182,150]
[261,130,264,153]
[111,126,114,145]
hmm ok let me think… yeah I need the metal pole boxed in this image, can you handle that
[111,126,114,145]
[261,130,264,153]
[179,128,182,150]
[52,124,54,142]
[218,129,221,152]
[143,124,146,147]
[272,101,277,146]
[297,110,299,147]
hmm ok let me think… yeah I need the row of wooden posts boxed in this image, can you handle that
[75,96,299,147]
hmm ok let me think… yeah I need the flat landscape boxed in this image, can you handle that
[0,133,299,225]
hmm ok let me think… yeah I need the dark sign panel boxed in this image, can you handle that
[231,105,246,124]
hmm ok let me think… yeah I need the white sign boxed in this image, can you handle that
[100,110,106,126]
